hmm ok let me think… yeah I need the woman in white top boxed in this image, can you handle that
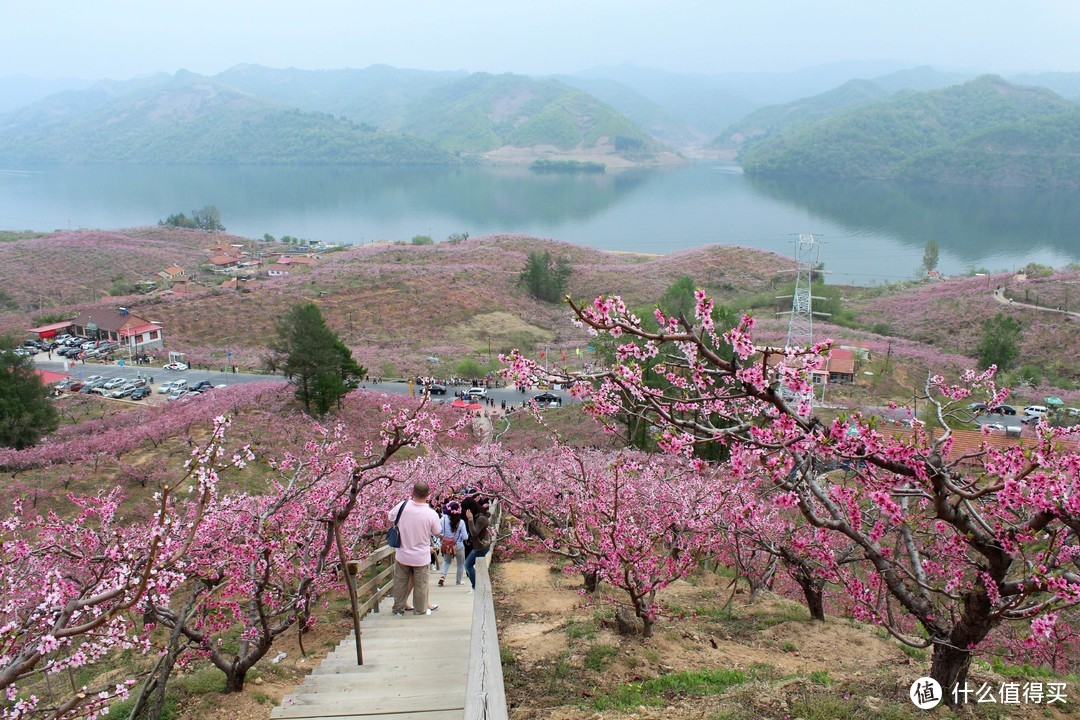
[438,500,469,586]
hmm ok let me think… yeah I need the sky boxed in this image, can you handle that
[2,0,1079,80]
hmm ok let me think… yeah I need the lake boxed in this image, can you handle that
[1,163,1077,285]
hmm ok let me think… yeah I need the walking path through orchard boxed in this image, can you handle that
[270,569,485,720]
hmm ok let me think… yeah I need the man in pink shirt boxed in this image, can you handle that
[388,481,442,616]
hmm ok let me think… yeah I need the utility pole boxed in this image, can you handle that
[776,233,828,414]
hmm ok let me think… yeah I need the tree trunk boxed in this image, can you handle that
[583,570,599,594]
[223,668,245,693]
[931,591,996,708]
[930,642,973,708]
[796,576,826,622]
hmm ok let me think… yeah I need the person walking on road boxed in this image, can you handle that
[438,501,468,587]
[464,510,491,594]
[388,481,442,616]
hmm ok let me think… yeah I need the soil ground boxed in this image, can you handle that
[492,556,1077,720]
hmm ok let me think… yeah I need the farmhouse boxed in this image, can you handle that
[157,266,186,281]
[69,308,164,351]
[826,348,856,384]
[207,255,241,270]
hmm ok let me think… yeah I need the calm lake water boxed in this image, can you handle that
[1,163,1077,285]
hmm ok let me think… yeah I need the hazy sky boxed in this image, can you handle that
[3,0,1079,80]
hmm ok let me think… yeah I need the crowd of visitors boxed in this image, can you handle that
[386,482,493,616]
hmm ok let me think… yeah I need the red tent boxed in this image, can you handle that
[466,403,484,410]
[450,399,469,408]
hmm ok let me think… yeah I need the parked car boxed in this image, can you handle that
[427,383,448,395]
[1024,405,1049,417]
[167,389,187,402]
[157,381,178,394]
[1068,407,1080,418]
[983,422,1007,431]
[990,405,1017,416]
[55,378,76,390]
[108,385,135,399]
[534,392,563,407]
[130,386,151,400]
[191,380,214,392]
[102,378,126,390]
[68,382,84,392]
[966,402,987,412]
[163,362,189,371]
[465,387,487,399]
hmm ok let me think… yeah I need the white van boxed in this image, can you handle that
[465,387,487,399]
[1024,405,1049,417]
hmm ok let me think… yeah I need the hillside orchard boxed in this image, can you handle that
[502,289,1080,707]
[3,284,1080,716]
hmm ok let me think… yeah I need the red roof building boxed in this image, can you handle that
[70,308,164,351]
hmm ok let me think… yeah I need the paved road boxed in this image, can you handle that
[34,356,574,408]
[993,286,1080,320]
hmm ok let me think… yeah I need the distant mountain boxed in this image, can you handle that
[1009,71,1080,102]
[397,73,662,155]
[0,75,96,113]
[716,79,888,148]
[0,71,454,165]
[871,66,975,93]
[214,64,465,131]
[715,67,979,150]
[575,61,916,138]
[740,76,1079,187]
[553,75,701,147]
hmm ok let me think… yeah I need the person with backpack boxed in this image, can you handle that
[438,501,469,587]
[464,509,491,594]
[387,481,441,616]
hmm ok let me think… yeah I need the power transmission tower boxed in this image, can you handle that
[776,233,828,413]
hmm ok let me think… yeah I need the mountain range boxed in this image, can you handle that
[740,75,1080,188]
[2,63,1080,185]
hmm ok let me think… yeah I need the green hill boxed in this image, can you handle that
[716,79,888,149]
[0,72,454,165]
[399,73,662,155]
[740,76,1077,186]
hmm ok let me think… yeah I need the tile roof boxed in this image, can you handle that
[827,348,856,375]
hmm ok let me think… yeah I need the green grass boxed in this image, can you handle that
[565,618,598,640]
[592,668,748,710]
[809,670,831,686]
[174,666,227,695]
[780,641,798,653]
[109,694,179,720]
[500,644,518,666]
[584,644,618,671]
[899,643,928,661]
[787,693,916,720]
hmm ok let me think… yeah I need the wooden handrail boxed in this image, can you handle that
[342,544,397,665]
[464,503,509,720]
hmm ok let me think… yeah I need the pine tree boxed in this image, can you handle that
[0,338,59,449]
[268,304,366,415]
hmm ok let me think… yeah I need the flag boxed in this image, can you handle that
[539,351,545,358]
[575,347,581,356]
